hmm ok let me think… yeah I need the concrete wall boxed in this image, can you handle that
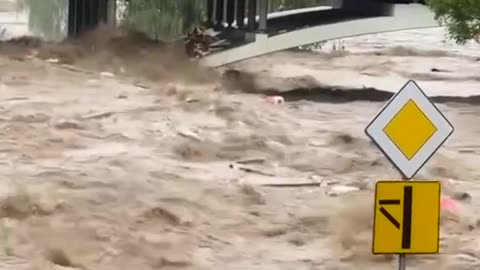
[0,0,30,40]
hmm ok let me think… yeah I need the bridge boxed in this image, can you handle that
[64,0,439,68]
[199,0,439,67]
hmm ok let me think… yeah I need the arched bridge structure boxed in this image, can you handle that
[199,0,439,67]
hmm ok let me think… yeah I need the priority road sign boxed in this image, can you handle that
[372,181,441,254]
[365,80,454,179]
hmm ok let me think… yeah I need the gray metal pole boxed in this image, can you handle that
[206,0,214,27]
[398,254,406,270]
[215,0,225,29]
[398,174,409,270]
[247,0,256,31]
[226,0,235,27]
[258,0,267,32]
[236,0,245,28]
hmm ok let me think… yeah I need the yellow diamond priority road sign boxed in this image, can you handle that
[365,80,454,179]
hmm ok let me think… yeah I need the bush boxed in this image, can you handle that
[428,0,480,44]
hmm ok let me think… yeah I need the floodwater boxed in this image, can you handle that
[0,13,480,270]
[327,28,480,57]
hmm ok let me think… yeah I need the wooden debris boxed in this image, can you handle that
[83,111,115,120]
[177,129,202,141]
[133,82,150,89]
[261,182,322,187]
[60,64,94,75]
[237,166,275,176]
[236,157,267,165]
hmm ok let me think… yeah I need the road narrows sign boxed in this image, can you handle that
[365,80,454,179]
[372,181,441,254]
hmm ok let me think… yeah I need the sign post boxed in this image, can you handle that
[399,175,407,270]
[399,253,405,270]
[365,80,454,269]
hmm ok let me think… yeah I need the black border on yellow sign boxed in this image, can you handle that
[372,180,441,255]
[364,80,455,179]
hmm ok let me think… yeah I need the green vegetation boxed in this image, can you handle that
[120,0,206,40]
[428,0,480,44]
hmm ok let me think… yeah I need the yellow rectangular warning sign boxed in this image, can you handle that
[372,181,441,254]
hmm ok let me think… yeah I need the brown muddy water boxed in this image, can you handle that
[0,27,479,270]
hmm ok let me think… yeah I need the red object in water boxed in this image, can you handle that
[441,197,459,214]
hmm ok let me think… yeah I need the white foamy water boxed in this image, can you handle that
[233,25,480,98]
[323,27,480,57]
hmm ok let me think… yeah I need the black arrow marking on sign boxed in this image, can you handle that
[379,199,401,229]
[402,186,413,249]
[379,207,400,229]
[377,187,414,249]
[379,199,400,205]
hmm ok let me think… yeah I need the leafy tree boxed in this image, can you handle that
[428,0,480,44]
